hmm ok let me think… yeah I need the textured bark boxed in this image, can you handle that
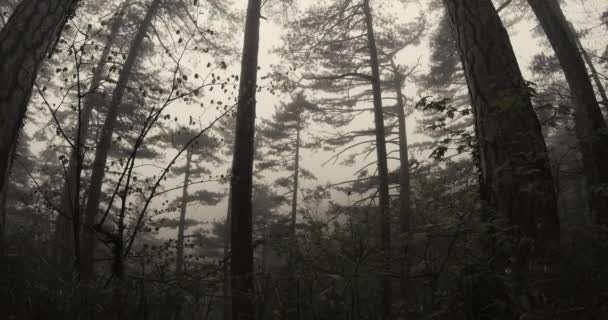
[0,0,77,202]
[527,0,608,227]
[175,148,192,275]
[443,0,560,252]
[55,6,127,274]
[362,0,392,317]
[81,0,161,279]
[230,0,261,319]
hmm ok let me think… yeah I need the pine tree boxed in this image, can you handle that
[527,0,608,227]
[162,127,223,275]
[230,0,262,318]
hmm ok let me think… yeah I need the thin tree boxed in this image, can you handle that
[80,0,162,281]
[258,93,317,241]
[164,129,222,275]
[571,26,608,109]
[230,0,262,318]
[527,0,608,226]
[389,58,412,303]
[361,1,392,316]
[54,3,128,274]
[258,92,318,317]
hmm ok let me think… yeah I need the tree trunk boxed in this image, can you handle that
[0,0,77,201]
[223,189,232,320]
[527,0,608,228]
[443,0,560,256]
[287,112,302,319]
[572,31,608,110]
[81,0,161,280]
[290,117,301,241]
[55,5,127,275]
[230,0,261,318]
[175,147,192,275]
[112,237,126,320]
[362,0,392,318]
[391,60,412,305]
[0,143,12,255]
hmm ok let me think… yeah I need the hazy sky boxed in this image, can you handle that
[147,0,603,239]
[18,0,608,238]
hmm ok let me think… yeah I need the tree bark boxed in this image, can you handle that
[55,5,127,275]
[80,0,161,280]
[527,0,608,228]
[175,147,192,275]
[230,0,261,319]
[362,0,392,318]
[0,0,77,202]
[443,0,560,255]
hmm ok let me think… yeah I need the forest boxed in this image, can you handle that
[1,0,608,319]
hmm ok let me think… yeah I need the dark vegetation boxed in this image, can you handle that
[1,0,608,319]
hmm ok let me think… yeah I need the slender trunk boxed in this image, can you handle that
[55,4,127,276]
[527,0,608,227]
[175,147,192,275]
[230,0,261,318]
[362,0,392,318]
[112,238,125,320]
[392,60,412,305]
[570,24,608,111]
[287,114,302,319]
[443,0,559,258]
[0,0,77,199]
[81,0,161,280]
[290,119,300,240]
[223,189,232,320]
[0,143,12,255]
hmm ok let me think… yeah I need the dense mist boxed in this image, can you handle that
[1,0,608,319]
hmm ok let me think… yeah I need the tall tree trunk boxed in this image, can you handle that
[527,0,608,227]
[112,237,126,320]
[55,5,127,275]
[362,0,392,318]
[80,0,161,281]
[442,0,560,258]
[230,0,261,318]
[573,34,608,110]
[175,147,192,275]
[223,189,232,320]
[391,60,412,305]
[290,117,301,241]
[0,143,12,255]
[287,113,302,319]
[0,0,77,201]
